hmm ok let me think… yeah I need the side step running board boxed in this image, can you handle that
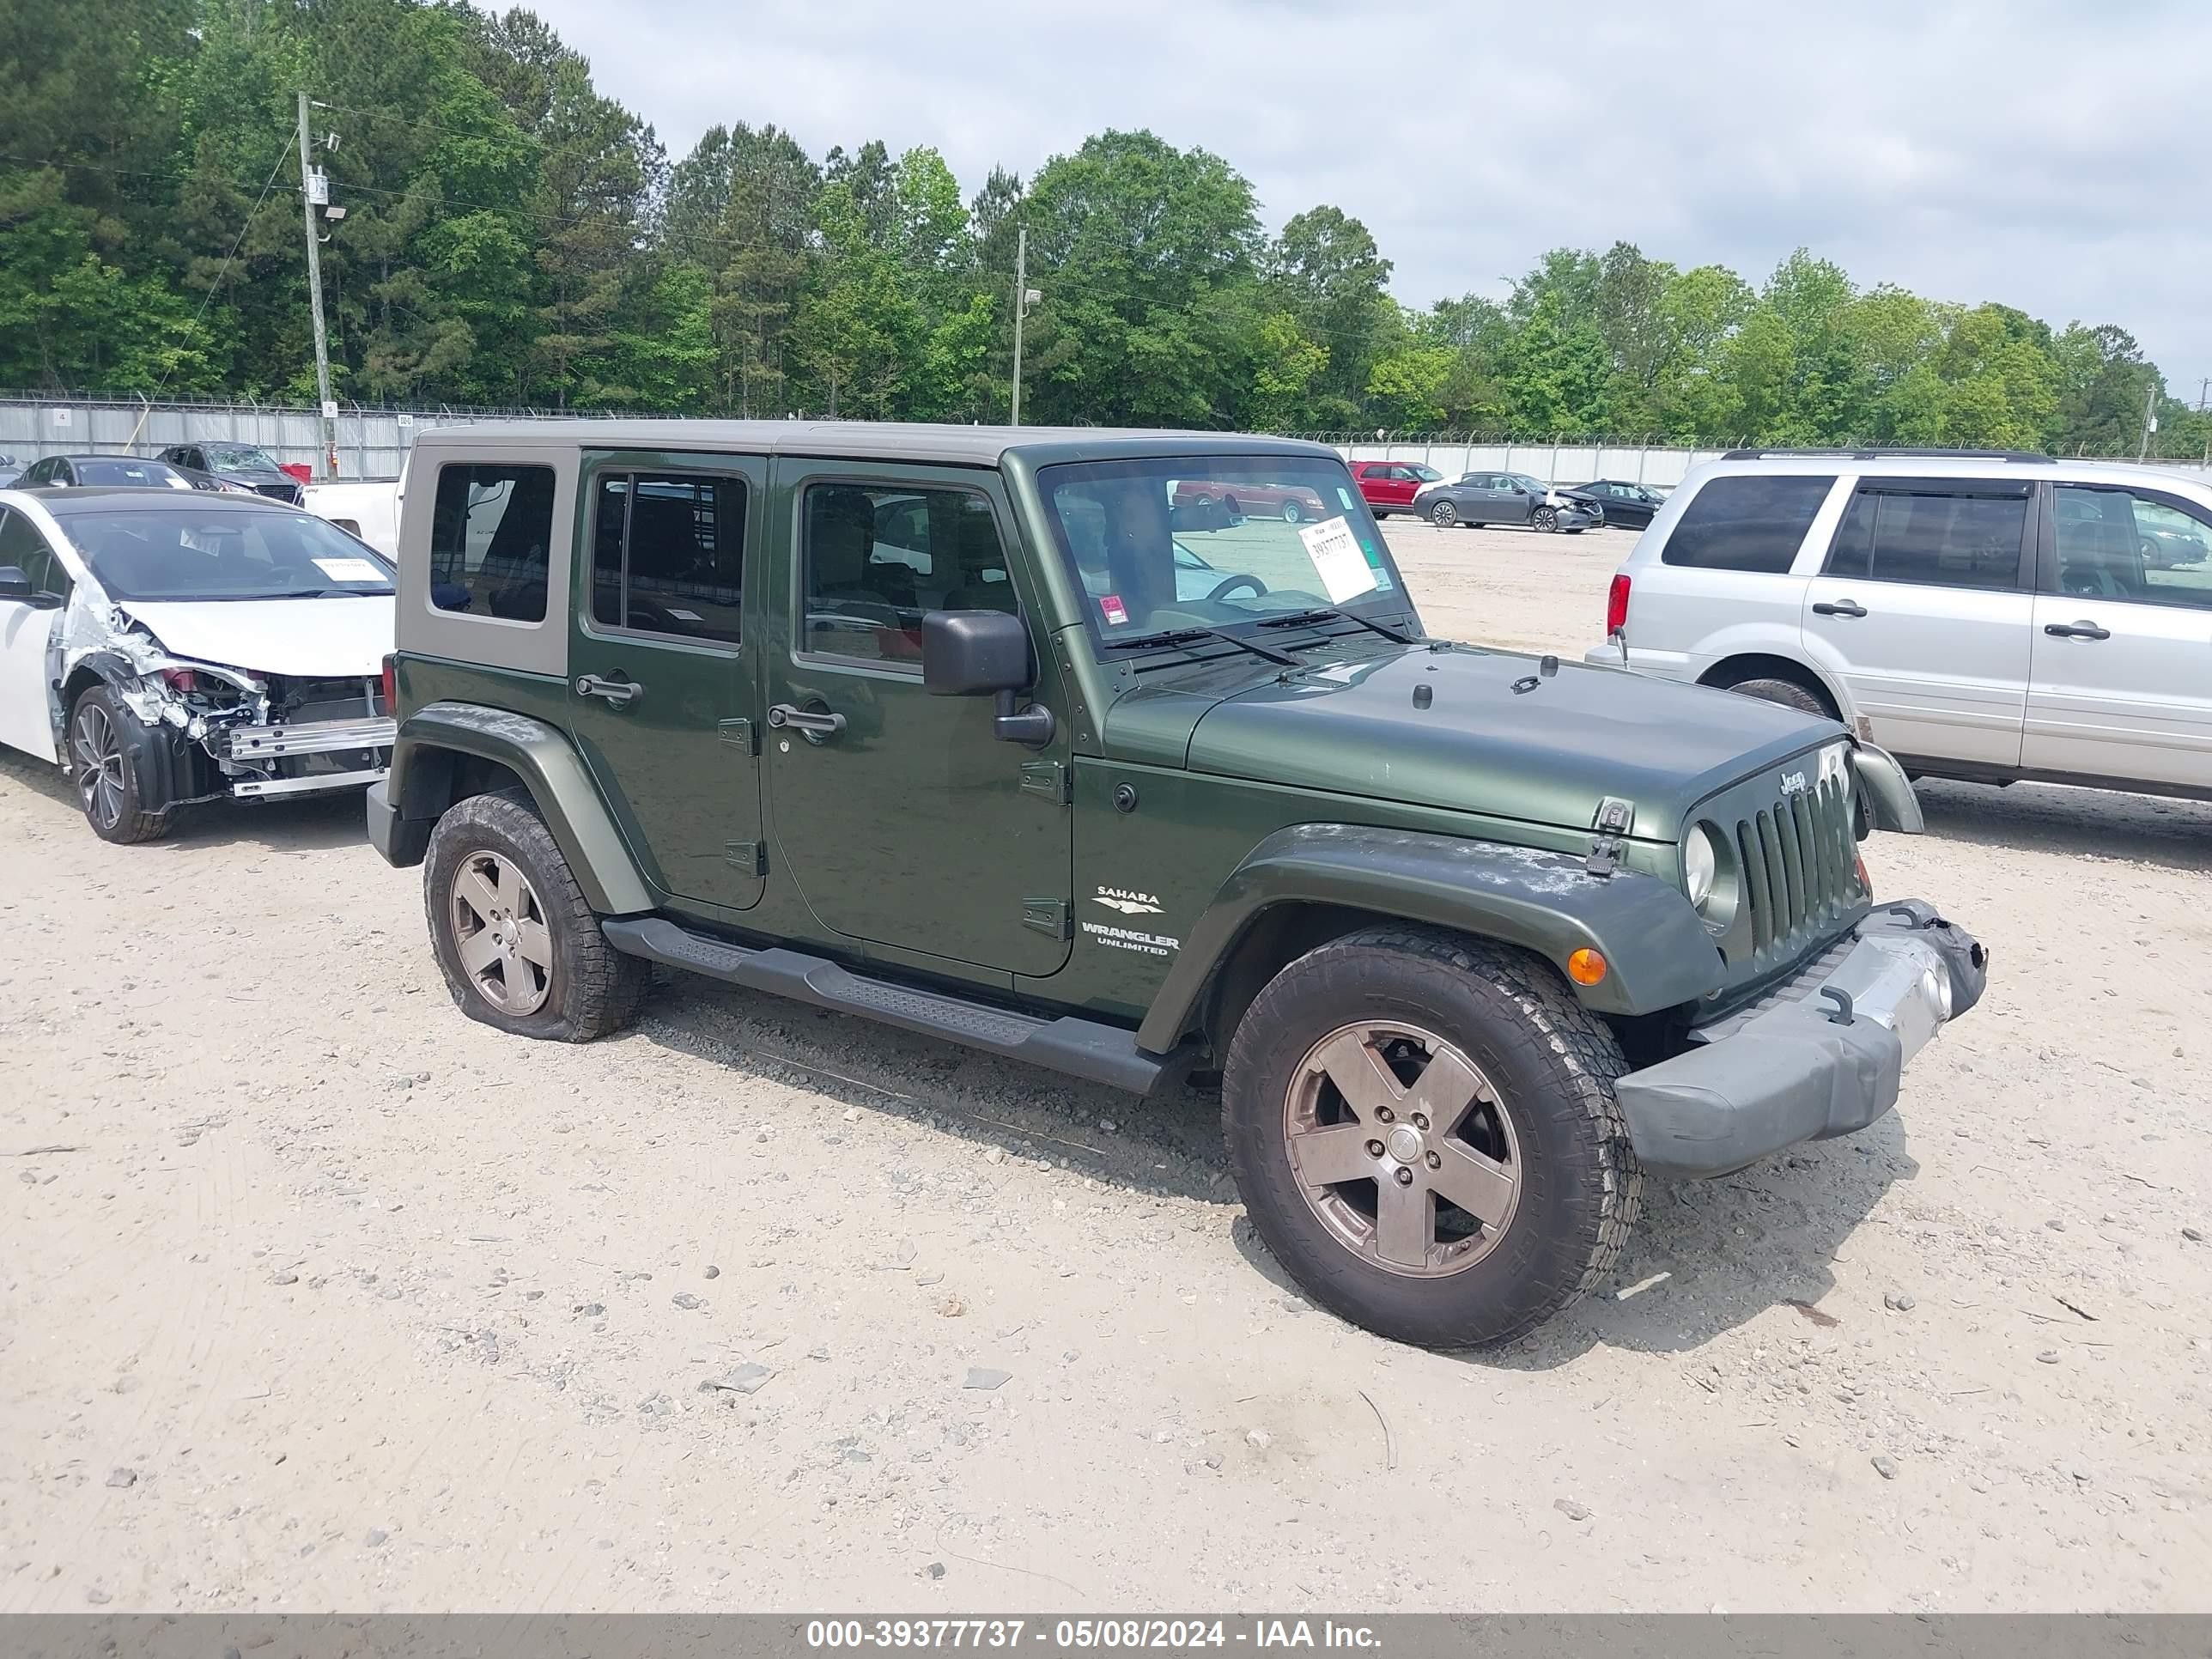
[601,916,1172,1095]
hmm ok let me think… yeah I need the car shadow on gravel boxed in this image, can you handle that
[1476,1115,1917,1369]
[1218,1113,1914,1365]
[640,970,1915,1359]
[0,748,373,852]
[633,975,1240,1207]
[1914,778,2212,874]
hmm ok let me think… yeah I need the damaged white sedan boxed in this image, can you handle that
[0,486,394,843]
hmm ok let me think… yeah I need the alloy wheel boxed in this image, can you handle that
[71,702,126,831]
[1281,500,1304,523]
[1533,506,1559,532]
[449,848,555,1015]
[1429,501,1458,527]
[1281,1020,1522,1278]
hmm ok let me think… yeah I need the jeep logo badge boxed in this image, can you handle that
[1779,770,1810,795]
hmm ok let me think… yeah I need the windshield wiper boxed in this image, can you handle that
[1255,606,1414,644]
[260,586,393,599]
[1109,626,1300,666]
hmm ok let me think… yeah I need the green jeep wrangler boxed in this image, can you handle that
[368,422,1986,1348]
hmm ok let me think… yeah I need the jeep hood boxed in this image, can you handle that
[116,597,394,679]
[1170,645,1838,835]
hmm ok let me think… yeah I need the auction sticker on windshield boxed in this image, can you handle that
[312,556,386,582]
[1297,517,1377,605]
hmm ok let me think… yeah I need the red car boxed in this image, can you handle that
[1350,459,1444,517]
[1170,477,1328,525]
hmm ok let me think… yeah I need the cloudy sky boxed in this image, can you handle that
[525,0,2212,399]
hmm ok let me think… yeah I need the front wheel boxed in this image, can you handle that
[424,790,648,1042]
[1280,499,1305,524]
[1223,927,1641,1348]
[1532,505,1559,532]
[1428,501,1459,528]
[70,687,176,845]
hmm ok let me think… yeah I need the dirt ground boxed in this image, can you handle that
[2,522,2208,1615]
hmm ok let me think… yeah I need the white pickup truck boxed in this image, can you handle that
[304,465,405,558]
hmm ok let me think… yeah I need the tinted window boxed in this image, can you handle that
[2053,484,2212,611]
[430,464,555,621]
[803,483,1012,665]
[1662,474,1835,574]
[1824,482,2027,591]
[590,471,745,645]
[0,509,70,604]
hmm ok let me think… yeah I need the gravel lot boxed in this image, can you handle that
[3,521,2208,1613]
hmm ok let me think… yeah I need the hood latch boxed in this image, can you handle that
[1584,796,1635,878]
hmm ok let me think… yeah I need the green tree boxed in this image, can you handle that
[1018,130,1261,426]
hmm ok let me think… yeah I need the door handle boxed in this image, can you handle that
[767,702,847,738]
[1812,599,1869,618]
[2044,620,2112,641]
[575,673,643,706]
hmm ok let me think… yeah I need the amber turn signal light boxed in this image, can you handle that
[1566,948,1607,987]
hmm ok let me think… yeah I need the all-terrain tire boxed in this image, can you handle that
[423,788,648,1042]
[1223,926,1641,1348]
[69,686,178,845]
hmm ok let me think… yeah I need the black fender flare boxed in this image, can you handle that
[383,702,655,916]
[1135,823,1723,1054]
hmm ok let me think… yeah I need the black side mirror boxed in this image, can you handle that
[922,609,1053,747]
[0,566,30,600]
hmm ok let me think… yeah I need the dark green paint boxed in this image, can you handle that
[386,696,655,916]
[567,448,769,911]
[758,457,1074,979]
[1133,825,1722,1052]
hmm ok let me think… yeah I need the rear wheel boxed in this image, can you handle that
[424,790,647,1042]
[1223,927,1641,1348]
[70,687,175,845]
[1719,672,1833,720]
[1428,501,1459,528]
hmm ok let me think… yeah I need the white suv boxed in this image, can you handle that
[1589,450,2212,801]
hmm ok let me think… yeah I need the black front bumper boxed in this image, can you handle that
[1615,900,1987,1178]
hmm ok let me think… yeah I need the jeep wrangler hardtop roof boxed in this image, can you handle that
[410,419,1337,470]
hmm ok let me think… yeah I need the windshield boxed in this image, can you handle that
[1039,455,1407,646]
[204,444,283,475]
[1411,465,1443,482]
[64,508,395,601]
[76,459,191,489]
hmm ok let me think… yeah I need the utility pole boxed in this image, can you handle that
[296,92,337,479]
[1010,227,1040,427]
[2136,378,2159,463]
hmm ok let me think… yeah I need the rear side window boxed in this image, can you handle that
[429,463,556,622]
[1662,474,1834,574]
[590,471,746,645]
[1823,480,2028,592]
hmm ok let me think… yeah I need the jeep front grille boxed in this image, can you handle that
[1732,774,1859,970]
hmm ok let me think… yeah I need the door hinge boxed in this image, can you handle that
[717,717,757,754]
[1019,758,1072,805]
[724,840,766,876]
[1022,897,1072,940]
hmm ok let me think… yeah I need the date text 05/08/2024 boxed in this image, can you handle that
[804,1620,1382,1650]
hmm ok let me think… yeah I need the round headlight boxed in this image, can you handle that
[1684,823,1717,908]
